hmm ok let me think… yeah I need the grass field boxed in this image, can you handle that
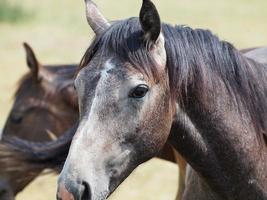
[0,0,266,199]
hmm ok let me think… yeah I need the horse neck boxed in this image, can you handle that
[169,57,267,200]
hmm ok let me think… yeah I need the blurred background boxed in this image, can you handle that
[0,0,266,199]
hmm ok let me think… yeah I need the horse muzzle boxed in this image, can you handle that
[57,177,91,200]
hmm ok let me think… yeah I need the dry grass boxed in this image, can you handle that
[0,0,266,199]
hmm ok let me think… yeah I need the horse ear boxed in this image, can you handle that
[84,0,110,35]
[23,42,40,82]
[139,0,161,44]
[140,0,166,67]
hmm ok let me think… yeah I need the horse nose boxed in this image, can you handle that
[57,180,91,200]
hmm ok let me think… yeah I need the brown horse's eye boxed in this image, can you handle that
[10,114,23,124]
[129,84,149,99]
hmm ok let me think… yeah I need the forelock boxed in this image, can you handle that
[80,18,161,81]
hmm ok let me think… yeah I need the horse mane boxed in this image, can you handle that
[0,123,77,175]
[0,141,61,184]
[162,24,266,143]
[15,64,77,99]
[80,18,266,142]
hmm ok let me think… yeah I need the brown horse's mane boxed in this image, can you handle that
[15,64,77,99]
[80,18,266,143]
[15,72,32,96]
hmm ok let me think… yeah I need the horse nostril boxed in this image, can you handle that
[81,181,91,200]
[57,182,75,200]
[56,195,62,200]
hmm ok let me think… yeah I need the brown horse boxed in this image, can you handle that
[57,0,266,199]
[3,43,78,142]
[0,43,78,200]
[0,43,185,200]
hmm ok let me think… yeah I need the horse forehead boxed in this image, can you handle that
[87,60,127,83]
[101,60,117,77]
[97,60,127,91]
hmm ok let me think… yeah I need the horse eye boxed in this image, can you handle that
[10,114,23,124]
[129,84,149,98]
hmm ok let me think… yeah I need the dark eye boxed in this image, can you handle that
[129,84,149,98]
[10,114,23,124]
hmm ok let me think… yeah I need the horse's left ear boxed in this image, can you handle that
[140,0,166,67]
[139,0,162,44]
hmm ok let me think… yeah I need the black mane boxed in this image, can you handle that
[80,18,267,142]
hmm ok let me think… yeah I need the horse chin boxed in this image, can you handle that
[88,158,137,200]
[89,190,109,200]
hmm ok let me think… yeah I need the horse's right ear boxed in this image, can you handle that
[84,0,110,35]
[23,42,40,82]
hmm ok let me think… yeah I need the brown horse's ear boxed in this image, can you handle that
[84,0,110,35]
[139,0,161,44]
[23,42,40,82]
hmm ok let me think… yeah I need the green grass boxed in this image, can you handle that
[0,0,31,23]
[0,0,266,199]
